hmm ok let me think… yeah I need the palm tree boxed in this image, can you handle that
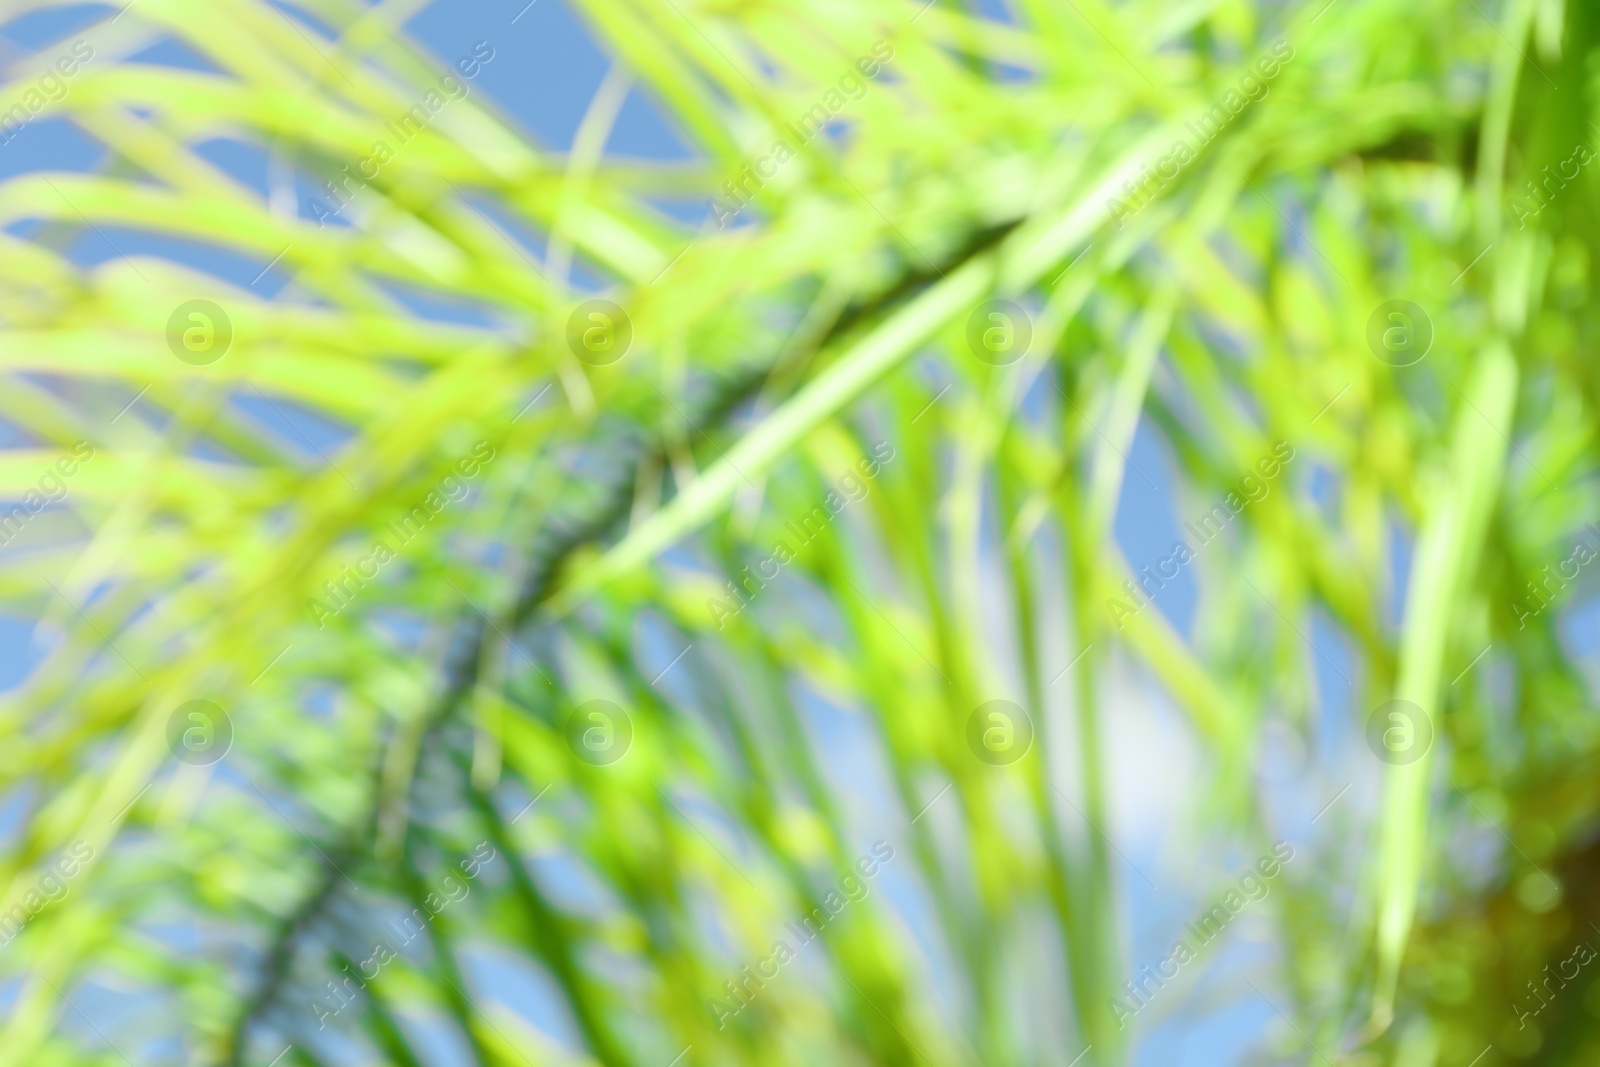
[2,0,1598,1063]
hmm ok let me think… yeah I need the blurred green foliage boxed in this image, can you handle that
[2,0,1600,1064]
